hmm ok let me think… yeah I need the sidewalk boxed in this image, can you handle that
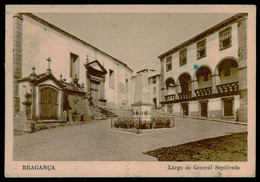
[177,115,247,126]
[153,109,247,126]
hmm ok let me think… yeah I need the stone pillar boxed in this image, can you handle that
[237,16,248,122]
[176,85,181,99]
[114,63,119,107]
[192,80,198,97]
[173,86,178,99]
[35,86,39,117]
[99,79,105,100]
[86,72,91,95]
[59,90,64,119]
[30,83,37,120]
[159,58,165,103]
[13,13,23,114]
[132,71,152,122]
[212,72,220,94]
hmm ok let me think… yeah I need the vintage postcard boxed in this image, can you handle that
[5,5,256,177]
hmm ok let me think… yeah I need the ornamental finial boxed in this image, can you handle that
[46,57,52,74]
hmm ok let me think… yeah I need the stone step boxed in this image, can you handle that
[94,112,103,116]
[94,116,108,120]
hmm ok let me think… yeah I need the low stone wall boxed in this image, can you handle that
[33,122,66,132]
[189,111,199,117]
[14,110,94,133]
[111,117,175,131]
[209,110,222,119]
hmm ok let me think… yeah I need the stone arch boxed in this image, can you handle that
[39,84,60,92]
[165,77,176,96]
[177,71,192,85]
[193,65,213,90]
[214,56,238,75]
[192,64,213,81]
[177,72,192,93]
[214,56,239,86]
[39,85,59,120]
[165,77,176,87]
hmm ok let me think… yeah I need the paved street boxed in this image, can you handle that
[13,117,247,161]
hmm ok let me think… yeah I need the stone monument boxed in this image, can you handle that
[132,69,153,122]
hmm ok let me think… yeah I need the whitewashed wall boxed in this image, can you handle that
[21,16,133,108]
[163,22,239,84]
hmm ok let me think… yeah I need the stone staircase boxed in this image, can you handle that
[109,108,133,118]
[93,105,133,119]
[151,107,172,117]
[92,106,107,120]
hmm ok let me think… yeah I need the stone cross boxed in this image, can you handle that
[46,57,52,74]
[86,55,89,64]
[32,66,36,73]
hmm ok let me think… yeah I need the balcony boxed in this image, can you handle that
[178,91,192,99]
[216,81,239,94]
[195,87,213,97]
[165,94,176,101]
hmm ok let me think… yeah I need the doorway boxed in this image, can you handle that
[181,103,189,116]
[223,99,233,116]
[40,87,58,119]
[200,101,208,117]
[153,98,157,107]
[90,80,100,106]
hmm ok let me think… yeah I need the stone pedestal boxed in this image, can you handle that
[23,119,35,132]
[132,71,153,122]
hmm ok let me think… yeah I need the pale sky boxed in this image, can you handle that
[35,13,235,73]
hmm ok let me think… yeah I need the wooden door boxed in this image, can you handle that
[40,87,58,119]
[201,102,208,117]
[182,103,189,116]
[90,80,100,106]
[224,99,233,116]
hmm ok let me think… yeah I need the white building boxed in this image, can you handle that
[158,13,248,122]
[148,71,161,108]
[13,13,133,122]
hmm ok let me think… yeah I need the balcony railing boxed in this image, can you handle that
[195,87,213,97]
[216,81,239,94]
[178,91,192,99]
[165,94,176,101]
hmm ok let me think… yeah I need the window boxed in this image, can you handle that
[109,69,114,89]
[70,53,79,79]
[223,67,231,77]
[204,73,209,81]
[166,56,172,72]
[197,39,206,59]
[180,48,187,66]
[152,77,156,84]
[126,79,128,92]
[219,27,232,50]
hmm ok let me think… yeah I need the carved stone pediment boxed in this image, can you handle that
[85,60,107,78]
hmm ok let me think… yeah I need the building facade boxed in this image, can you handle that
[13,13,133,122]
[148,72,161,108]
[158,13,248,122]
